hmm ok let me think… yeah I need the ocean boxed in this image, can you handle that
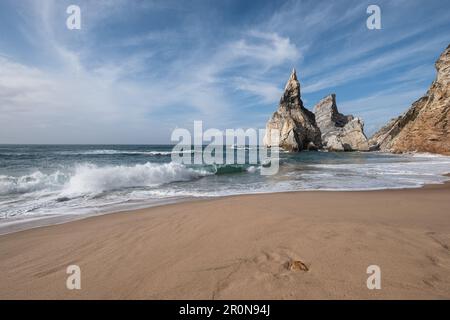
[1,144,450,231]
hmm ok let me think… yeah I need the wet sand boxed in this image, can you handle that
[1,183,450,299]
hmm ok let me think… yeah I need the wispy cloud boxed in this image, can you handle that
[339,87,428,135]
[302,34,448,94]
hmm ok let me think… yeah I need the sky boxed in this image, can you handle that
[0,0,449,144]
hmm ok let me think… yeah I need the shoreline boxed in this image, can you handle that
[1,172,450,236]
[1,178,450,299]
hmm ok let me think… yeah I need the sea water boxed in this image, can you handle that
[1,144,450,231]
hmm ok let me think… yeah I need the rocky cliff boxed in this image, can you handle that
[314,94,369,151]
[369,44,450,155]
[264,69,322,152]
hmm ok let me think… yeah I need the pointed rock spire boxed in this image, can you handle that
[283,68,301,104]
[264,69,322,152]
[290,68,297,80]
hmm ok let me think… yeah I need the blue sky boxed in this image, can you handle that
[0,0,449,144]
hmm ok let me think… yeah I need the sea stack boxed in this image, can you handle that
[263,69,322,152]
[314,94,369,151]
[370,44,450,155]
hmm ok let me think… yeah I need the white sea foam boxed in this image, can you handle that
[308,160,450,176]
[410,152,450,158]
[0,162,211,198]
[246,166,258,173]
[0,171,67,195]
[61,162,210,196]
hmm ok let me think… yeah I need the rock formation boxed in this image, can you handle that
[264,69,322,152]
[313,94,369,151]
[369,44,450,155]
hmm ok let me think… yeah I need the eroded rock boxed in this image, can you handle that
[313,94,369,151]
[263,69,322,152]
[370,44,450,155]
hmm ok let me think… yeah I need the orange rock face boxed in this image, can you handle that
[370,44,450,155]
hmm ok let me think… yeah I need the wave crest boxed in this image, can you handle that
[0,171,66,195]
[0,162,211,197]
[61,162,209,196]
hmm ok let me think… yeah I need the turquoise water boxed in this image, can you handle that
[1,144,450,228]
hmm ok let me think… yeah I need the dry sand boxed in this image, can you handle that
[1,183,450,299]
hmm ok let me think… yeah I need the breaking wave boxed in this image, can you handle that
[0,171,67,195]
[61,162,210,196]
[0,162,211,197]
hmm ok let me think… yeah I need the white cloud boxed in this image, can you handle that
[232,77,281,104]
[226,31,300,71]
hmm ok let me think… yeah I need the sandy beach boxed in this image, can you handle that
[2,0,450,305]
[1,182,450,300]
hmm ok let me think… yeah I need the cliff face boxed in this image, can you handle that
[264,69,322,152]
[370,44,450,155]
[314,94,369,151]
